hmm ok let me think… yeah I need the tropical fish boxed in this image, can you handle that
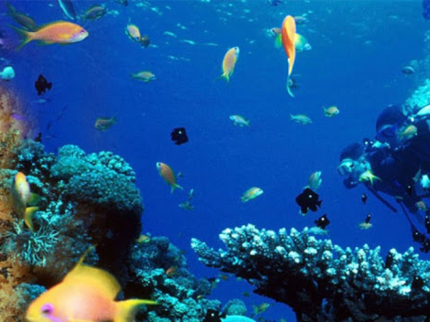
[178,201,194,210]
[35,75,52,96]
[165,266,177,277]
[361,193,368,204]
[241,187,263,202]
[295,187,322,215]
[416,201,428,212]
[358,170,381,185]
[10,21,88,49]
[399,124,417,140]
[315,214,330,229]
[131,71,156,83]
[358,213,372,229]
[281,15,296,97]
[156,162,183,193]
[230,115,249,127]
[82,5,107,22]
[5,2,37,31]
[25,248,157,322]
[219,47,240,82]
[323,106,340,117]
[253,303,270,315]
[11,172,40,232]
[125,23,141,42]
[171,127,188,145]
[307,171,322,190]
[290,114,312,125]
[136,234,151,244]
[95,117,116,131]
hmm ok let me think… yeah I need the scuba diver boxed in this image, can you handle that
[338,104,430,252]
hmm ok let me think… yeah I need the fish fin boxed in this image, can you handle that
[24,206,38,232]
[214,73,229,83]
[114,299,157,322]
[171,184,183,193]
[65,247,121,300]
[274,34,282,48]
[28,193,41,206]
[8,24,34,50]
[317,200,322,208]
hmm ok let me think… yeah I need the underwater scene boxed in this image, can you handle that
[1,0,430,321]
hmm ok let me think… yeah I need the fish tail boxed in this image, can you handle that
[8,24,34,50]
[115,299,157,322]
[317,200,323,208]
[171,184,183,193]
[24,206,38,232]
[214,73,229,83]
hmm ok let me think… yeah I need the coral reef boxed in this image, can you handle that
[128,235,221,321]
[191,224,430,322]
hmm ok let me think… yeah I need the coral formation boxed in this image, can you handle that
[192,224,430,322]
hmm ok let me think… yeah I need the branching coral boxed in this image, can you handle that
[192,224,430,322]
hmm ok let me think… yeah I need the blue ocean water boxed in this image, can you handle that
[1,0,429,320]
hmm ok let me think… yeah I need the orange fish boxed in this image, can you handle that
[26,247,157,322]
[165,266,177,277]
[11,172,39,232]
[219,46,240,82]
[281,15,296,97]
[156,162,183,193]
[10,21,88,49]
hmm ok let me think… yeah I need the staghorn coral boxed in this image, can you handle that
[191,224,430,322]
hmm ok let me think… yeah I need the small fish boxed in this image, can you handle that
[281,15,296,97]
[290,114,312,125]
[125,23,141,42]
[315,214,330,229]
[139,35,150,48]
[294,16,309,25]
[358,170,381,185]
[10,21,88,49]
[131,71,156,83]
[219,274,229,281]
[156,162,183,193]
[253,303,270,315]
[35,75,52,96]
[401,65,415,74]
[359,213,372,229]
[181,39,196,45]
[116,0,128,6]
[58,0,76,20]
[295,187,322,215]
[219,46,240,82]
[165,266,177,277]
[361,193,368,204]
[267,0,283,6]
[416,200,428,212]
[307,171,322,190]
[163,31,177,38]
[241,187,264,202]
[136,234,151,244]
[5,2,37,31]
[82,5,107,22]
[25,248,157,322]
[203,309,226,322]
[406,184,413,196]
[95,117,116,131]
[399,124,417,140]
[230,115,250,127]
[323,106,340,117]
[178,201,194,210]
[421,174,430,189]
[11,172,40,232]
[171,127,188,145]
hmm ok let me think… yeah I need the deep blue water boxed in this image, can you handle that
[1,0,429,320]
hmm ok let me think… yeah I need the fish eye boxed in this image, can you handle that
[41,303,54,315]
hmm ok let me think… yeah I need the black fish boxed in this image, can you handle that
[203,309,226,322]
[35,75,52,95]
[34,132,42,143]
[315,214,330,229]
[425,214,430,234]
[364,213,371,224]
[412,275,424,291]
[295,187,322,214]
[406,184,413,196]
[361,193,367,205]
[171,127,188,145]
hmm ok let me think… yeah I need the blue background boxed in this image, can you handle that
[1,0,429,320]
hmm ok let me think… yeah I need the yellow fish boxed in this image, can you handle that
[323,106,340,117]
[359,170,381,185]
[219,46,240,82]
[11,172,39,232]
[281,15,296,97]
[307,171,322,190]
[136,234,151,244]
[26,248,157,322]
[132,71,156,83]
[10,21,88,49]
[125,23,141,41]
[399,124,417,140]
[156,162,183,193]
[290,114,312,125]
[241,187,263,202]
